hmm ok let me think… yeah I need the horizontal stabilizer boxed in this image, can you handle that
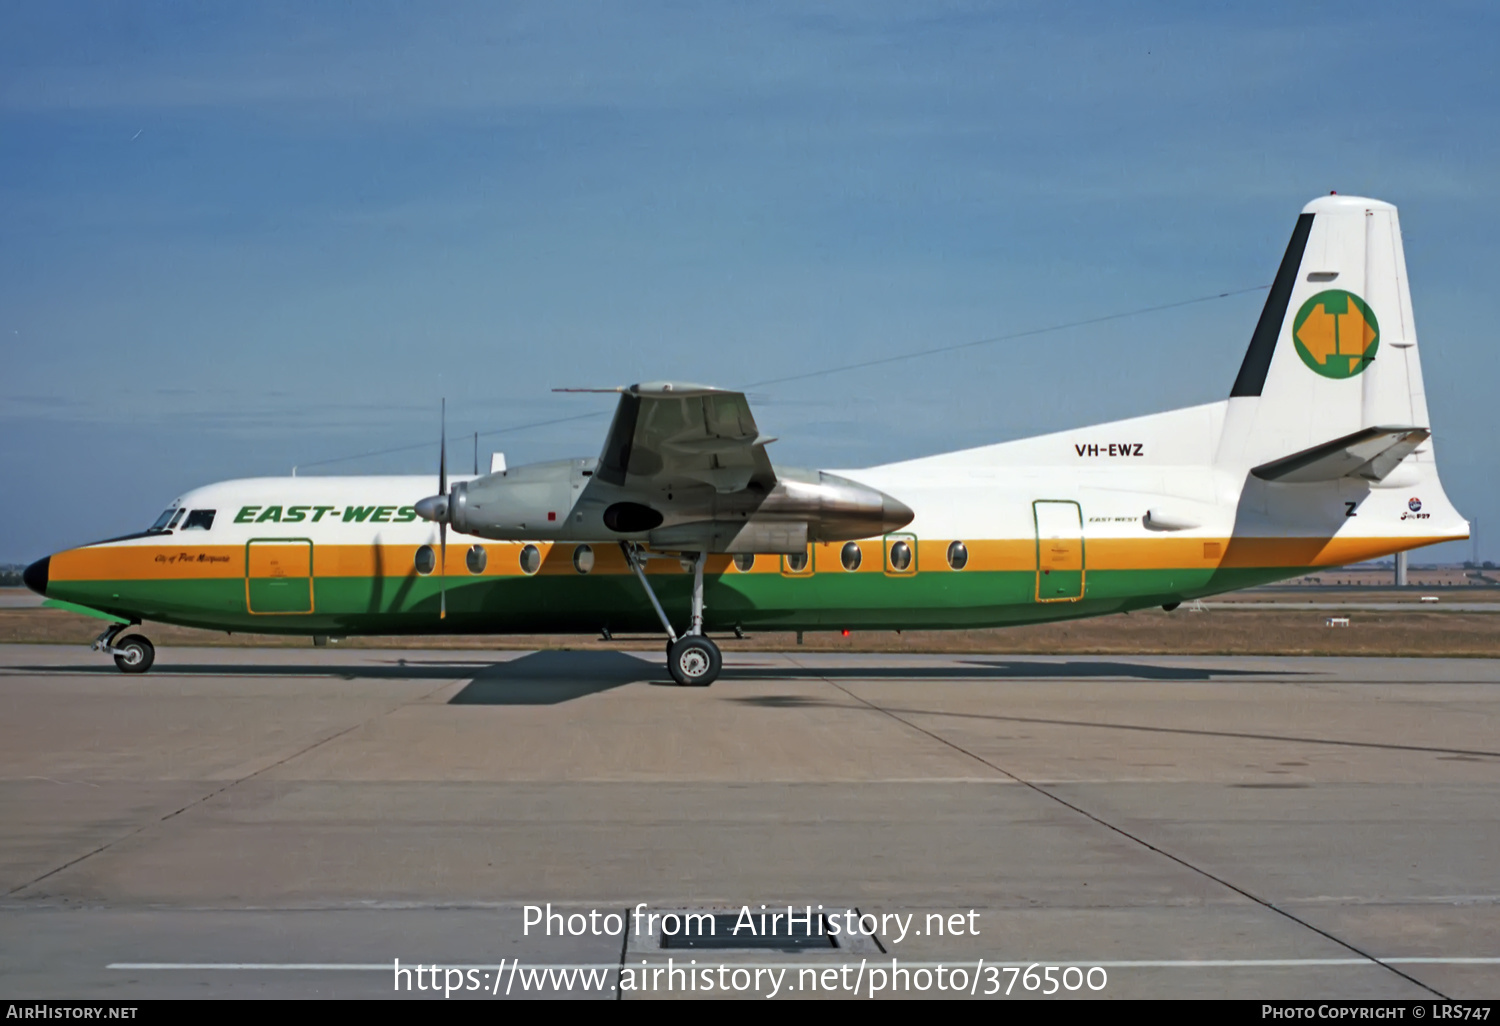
[1251,426,1429,483]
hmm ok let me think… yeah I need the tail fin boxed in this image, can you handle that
[1217,195,1431,472]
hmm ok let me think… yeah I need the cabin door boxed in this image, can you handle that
[246,539,315,614]
[1033,501,1084,602]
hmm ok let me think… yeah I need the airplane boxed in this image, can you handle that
[21,194,1469,686]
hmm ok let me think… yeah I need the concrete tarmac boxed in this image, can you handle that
[1,645,1497,1000]
[0,589,43,608]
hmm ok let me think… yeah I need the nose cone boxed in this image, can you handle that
[881,495,915,534]
[413,495,448,523]
[22,556,49,596]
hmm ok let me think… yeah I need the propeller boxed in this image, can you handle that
[439,399,447,620]
[412,401,461,620]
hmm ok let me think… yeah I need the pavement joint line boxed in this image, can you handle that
[103,957,1500,971]
[784,655,1453,1001]
[3,721,362,897]
[860,706,1500,760]
[4,666,471,898]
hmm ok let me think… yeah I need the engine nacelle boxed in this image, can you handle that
[755,469,913,543]
[416,458,913,552]
[447,459,577,536]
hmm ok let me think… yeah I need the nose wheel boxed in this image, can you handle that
[92,623,155,674]
[112,635,156,674]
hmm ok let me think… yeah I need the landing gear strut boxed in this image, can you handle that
[93,623,155,674]
[621,543,722,686]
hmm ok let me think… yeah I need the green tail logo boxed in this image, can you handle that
[1292,289,1379,379]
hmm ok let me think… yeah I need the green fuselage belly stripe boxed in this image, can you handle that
[46,565,1304,635]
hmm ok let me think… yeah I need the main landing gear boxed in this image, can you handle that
[94,622,155,674]
[621,543,722,687]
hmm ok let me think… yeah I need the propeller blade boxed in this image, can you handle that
[439,399,447,620]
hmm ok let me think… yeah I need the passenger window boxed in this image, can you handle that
[946,541,968,570]
[733,553,755,573]
[182,510,216,531]
[840,542,862,572]
[888,540,913,573]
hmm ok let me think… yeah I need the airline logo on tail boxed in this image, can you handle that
[1292,289,1379,379]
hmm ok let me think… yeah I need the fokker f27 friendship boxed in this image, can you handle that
[22,195,1469,685]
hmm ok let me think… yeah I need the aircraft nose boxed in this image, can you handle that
[22,556,49,596]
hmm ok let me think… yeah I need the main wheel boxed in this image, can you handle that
[113,634,155,674]
[667,635,721,687]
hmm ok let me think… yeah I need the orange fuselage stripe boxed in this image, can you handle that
[47,534,1462,582]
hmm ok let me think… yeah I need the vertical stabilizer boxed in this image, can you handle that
[1217,195,1430,470]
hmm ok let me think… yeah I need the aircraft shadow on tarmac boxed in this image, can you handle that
[448,650,661,705]
[448,654,1302,704]
[8,653,1303,707]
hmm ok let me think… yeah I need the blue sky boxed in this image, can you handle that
[2,2,1495,563]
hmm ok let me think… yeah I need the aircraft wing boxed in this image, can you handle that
[441,380,909,552]
[1250,425,1430,483]
[594,382,778,493]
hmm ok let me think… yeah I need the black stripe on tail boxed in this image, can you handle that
[1230,212,1315,398]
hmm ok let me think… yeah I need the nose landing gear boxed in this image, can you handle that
[112,635,155,674]
[93,623,155,674]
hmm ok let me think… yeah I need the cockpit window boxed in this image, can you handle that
[149,509,178,532]
[181,510,216,531]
